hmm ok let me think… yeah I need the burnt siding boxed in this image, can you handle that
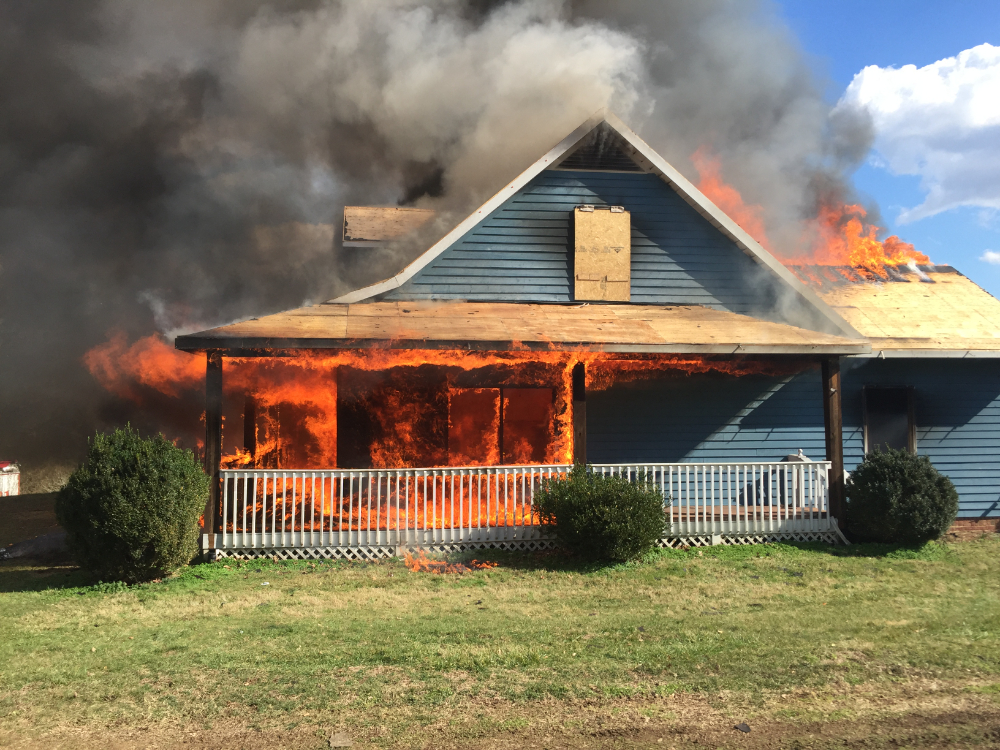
[385,170,772,312]
[588,360,1000,519]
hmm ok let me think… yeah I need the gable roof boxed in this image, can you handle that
[333,110,862,340]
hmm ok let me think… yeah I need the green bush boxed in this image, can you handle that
[846,448,958,545]
[56,426,211,583]
[534,465,668,562]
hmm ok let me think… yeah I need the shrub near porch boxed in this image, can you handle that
[1,540,999,748]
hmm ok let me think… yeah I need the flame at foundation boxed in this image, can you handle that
[83,334,814,470]
[403,549,498,573]
[692,148,930,272]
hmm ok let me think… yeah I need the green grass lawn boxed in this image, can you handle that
[2,539,1000,749]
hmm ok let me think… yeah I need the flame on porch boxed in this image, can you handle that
[84,333,815,470]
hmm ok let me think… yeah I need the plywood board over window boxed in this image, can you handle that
[343,206,436,247]
[574,205,630,302]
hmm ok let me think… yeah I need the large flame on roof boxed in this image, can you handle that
[84,333,813,470]
[692,148,929,271]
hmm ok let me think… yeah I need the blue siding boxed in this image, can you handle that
[387,170,779,314]
[589,360,1000,519]
[844,359,1000,519]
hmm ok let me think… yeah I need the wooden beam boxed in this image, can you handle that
[204,351,223,553]
[572,362,587,465]
[821,357,845,529]
[243,394,257,466]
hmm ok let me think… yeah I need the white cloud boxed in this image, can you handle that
[836,43,1000,224]
[980,250,1000,265]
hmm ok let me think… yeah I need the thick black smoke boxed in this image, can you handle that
[0,0,873,484]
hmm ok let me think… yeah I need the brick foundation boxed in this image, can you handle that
[944,518,1000,541]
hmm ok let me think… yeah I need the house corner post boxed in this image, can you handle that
[205,351,224,555]
[572,362,587,466]
[821,356,845,530]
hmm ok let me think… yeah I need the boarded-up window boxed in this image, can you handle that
[343,206,436,247]
[863,386,915,453]
[574,205,630,301]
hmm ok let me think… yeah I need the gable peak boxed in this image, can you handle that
[552,121,645,173]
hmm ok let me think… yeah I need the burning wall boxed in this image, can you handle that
[84,333,814,470]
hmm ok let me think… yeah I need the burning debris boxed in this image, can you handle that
[403,549,498,574]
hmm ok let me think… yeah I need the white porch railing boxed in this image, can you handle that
[211,461,840,558]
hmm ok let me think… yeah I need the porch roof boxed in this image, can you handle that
[174,301,870,355]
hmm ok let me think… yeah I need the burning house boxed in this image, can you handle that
[176,111,1000,559]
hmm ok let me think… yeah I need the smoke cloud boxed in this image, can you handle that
[0,0,874,473]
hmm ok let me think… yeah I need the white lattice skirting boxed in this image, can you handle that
[208,530,846,560]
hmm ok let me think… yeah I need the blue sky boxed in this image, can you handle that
[775,0,1000,296]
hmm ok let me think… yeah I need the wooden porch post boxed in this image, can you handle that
[205,351,223,552]
[572,362,587,466]
[821,356,845,529]
[243,394,257,466]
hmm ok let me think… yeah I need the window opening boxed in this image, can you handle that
[863,386,915,453]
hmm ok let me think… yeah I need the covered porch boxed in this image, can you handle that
[176,301,867,558]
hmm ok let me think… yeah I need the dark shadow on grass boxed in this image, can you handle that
[446,537,958,572]
[0,559,92,593]
[444,547,643,574]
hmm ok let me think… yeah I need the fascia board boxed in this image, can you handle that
[601,111,863,341]
[853,349,1000,359]
[332,109,610,304]
[174,337,870,356]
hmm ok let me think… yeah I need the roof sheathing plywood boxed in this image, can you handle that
[174,301,869,355]
[812,269,1000,354]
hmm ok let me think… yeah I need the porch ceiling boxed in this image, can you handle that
[175,301,870,355]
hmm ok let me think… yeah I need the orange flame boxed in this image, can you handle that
[692,147,773,250]
[85,333,814,471]
[403,549,498,573]
[808,203,929,269]
[83,331,204,399]
[692,147,930,271]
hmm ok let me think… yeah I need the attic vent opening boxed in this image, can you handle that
[574,205,631,302]
[555,124,643,172]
